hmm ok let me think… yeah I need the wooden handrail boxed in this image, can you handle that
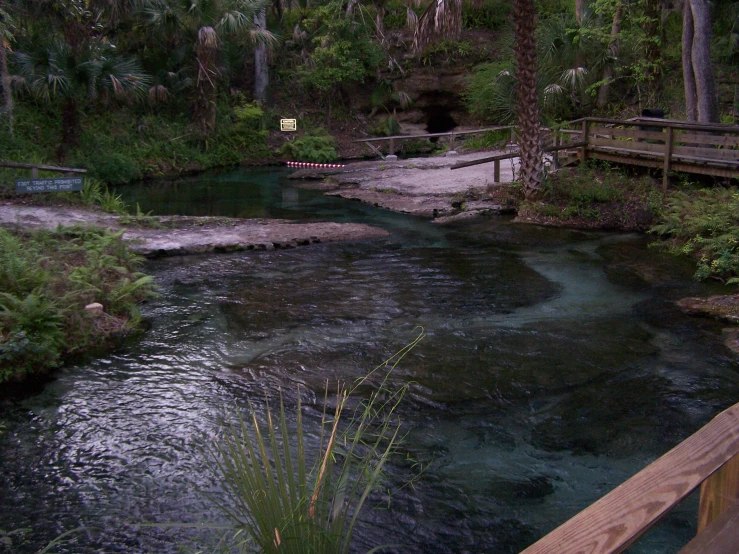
[0,161,87,174]
[353,126,512,143]
[449,141,587,170]
[520,402,739,554]
[579,117,739,134]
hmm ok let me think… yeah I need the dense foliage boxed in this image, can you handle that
[651,187,739,284]
[0,227,156,382]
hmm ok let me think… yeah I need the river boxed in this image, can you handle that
[1,167,738,553]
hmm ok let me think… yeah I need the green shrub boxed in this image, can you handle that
[280,133,338,163]
[88,151,141,185]
[651,187,739,283]
[462,0,511,30]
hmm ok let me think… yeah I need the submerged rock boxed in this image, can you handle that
[676,294,739,324]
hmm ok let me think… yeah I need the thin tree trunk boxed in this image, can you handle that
[643,0,662,104]
[254,9,268,104]
[596,0,623,109]
[0,41,12,136]
[682,0,697,121]
[689,0,719,122]
[513,0,543,199]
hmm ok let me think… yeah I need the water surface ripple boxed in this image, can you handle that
[1,168,738,553]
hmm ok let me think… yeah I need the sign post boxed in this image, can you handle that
[15,177,84,194]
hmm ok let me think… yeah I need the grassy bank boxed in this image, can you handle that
[0,226,156,383]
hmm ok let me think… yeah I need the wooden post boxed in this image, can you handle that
[697,453,739,533]
[662,126,673,191]
[579,120,589,164]
[552,133,560,170]
[388,137,395,156]
[31,167,38,178]
[494,159,500,183]
[449,133,455,151]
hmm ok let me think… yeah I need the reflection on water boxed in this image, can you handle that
[1,168,738,553]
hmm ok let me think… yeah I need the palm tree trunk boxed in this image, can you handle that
[195,26,218,133]
[513,0,543,199]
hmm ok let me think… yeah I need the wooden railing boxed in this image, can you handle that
[0,161,87,177]
[520,402,739,554]
[572,117,739,188]
[353,126,514,158]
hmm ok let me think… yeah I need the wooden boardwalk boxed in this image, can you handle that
[521,402,739,553]
[575,117,739,188]
[441,118,739,186]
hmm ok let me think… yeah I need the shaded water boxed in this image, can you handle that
[2,168,739,553]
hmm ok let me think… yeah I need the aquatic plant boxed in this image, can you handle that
[208,332,424,553]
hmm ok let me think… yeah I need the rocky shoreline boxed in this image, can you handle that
[0,205,389,257]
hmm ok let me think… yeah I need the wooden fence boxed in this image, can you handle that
[520,402,739,553]
[0,161,87,177]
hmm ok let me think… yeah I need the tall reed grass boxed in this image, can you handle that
[208,332,424,553]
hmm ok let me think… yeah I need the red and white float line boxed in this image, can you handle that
[286,161,345,168]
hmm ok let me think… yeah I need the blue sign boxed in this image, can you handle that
[16,177,84,193]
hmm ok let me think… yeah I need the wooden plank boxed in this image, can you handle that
[679,498,739,554]
[590,126,666,142]
[698,453,739,531]
[670,162,739,179]
[449,142,587,170]
[580,120,589,163]
[590,138,666,154]
[673,145,739,162]
[0,161,87,174]
[675,132,739,148]
[664,126,673,191]
[520,403,739,554]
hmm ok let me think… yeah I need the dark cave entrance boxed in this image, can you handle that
[425,106,458,134]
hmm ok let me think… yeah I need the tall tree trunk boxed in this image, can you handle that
[682,0,697,121]
[513,0,543,199]
[254,9,268,104]
[0,41,12,136]
[596,0,623,110]
[575,0,587,24]
[689,0,719,122]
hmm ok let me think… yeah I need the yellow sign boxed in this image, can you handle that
[280,119,297,132]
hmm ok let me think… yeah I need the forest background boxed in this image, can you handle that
[0,0,736,186]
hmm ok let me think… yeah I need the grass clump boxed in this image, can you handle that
[650,187,739,284]
[516,164,663,230]
[0,227,156,382]
[208,334,424,553]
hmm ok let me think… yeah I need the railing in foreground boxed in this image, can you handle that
[520,402,739,554]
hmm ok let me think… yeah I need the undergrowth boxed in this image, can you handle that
[650,187,739,284]
[0,226,156,382]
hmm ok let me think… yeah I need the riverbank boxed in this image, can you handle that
[0,204,390,257]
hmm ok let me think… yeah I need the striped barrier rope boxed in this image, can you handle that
[286,161,345,168]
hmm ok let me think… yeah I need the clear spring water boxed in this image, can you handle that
[1,168,738,553]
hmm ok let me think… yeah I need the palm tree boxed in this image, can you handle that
[412,0,462,53]
[513,0,543,199]
[0,7,15,136]
[140,0,277,133]
[14,40,149,157]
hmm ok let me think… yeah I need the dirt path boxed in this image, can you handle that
[0,204,389,257]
